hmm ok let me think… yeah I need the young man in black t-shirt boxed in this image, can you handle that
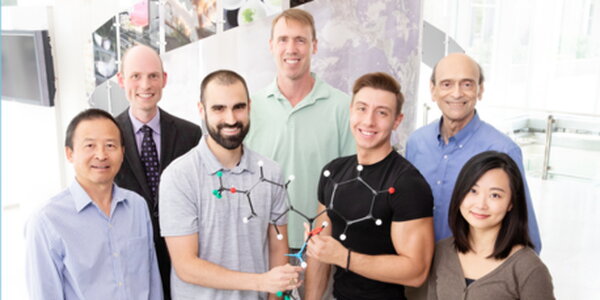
[304,73,434,300]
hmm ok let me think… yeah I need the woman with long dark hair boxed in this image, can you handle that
[420,151,554,299]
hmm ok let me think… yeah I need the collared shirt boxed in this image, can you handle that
[405,112,542,252]
[159,139,288,300]
[25,180,163,300]
[129,107,162,160]
[245,74,356,248]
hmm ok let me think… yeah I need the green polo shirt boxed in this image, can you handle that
[246,74,356,248]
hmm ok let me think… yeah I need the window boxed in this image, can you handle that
[422,0,600,116]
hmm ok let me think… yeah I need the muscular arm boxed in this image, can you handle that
[350,217,434,286]
[166,233,302,293]
[304,204,333,300]
[307,217,434,287]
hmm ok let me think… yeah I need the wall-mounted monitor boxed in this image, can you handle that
[1,30,56,107]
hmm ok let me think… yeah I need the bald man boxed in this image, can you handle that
[115,45,202,299]
[405,53,541,252]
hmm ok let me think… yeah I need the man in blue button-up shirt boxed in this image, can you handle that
[405,53,541,253]
[25,108,163,300]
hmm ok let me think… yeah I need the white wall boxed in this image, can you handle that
[1,1,124,298]
[1,1,127,199]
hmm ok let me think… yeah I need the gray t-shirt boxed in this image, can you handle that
[159,139,288,300]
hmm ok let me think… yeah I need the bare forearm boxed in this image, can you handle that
[267,238,288,300]
[267,226,291,300]
[174,257,265,291]
[268,254,289,299]
[269,233,289,269]
[344,251,429,287]
[305,206,334,299]
[167,232,302,296]
[304,257,331,300]
[306,217,434,288]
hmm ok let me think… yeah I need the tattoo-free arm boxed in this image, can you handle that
[267,225,291,300]
[304,203,333,300]
[307,217,434,287]
[165,233,302,293]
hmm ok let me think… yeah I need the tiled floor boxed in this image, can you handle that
[530,176,600,299]
[2,175,600,299]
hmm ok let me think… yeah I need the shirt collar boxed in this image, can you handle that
[129,108,161,134]
[198,138,253,175]
[436,111,482,145]
[266,73,331,107]
[69,179,127,213]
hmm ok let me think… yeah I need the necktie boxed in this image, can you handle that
[140,125,160,202]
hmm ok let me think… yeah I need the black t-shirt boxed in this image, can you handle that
[318,151,433,300]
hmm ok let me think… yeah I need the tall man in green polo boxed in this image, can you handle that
[245,8,355,251]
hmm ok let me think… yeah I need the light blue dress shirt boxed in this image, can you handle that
[25,180,163,300]
[406,112,541,253]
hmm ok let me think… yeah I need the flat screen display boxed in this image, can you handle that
[1,30,55,106]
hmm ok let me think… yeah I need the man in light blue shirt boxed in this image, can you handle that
[405,53,541,252]
[25,108,163,300]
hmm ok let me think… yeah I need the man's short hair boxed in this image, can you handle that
[119,44,164,74]
[352,72,405,116]
[430,58,485,85]
[65,108,124,149]
[200,70,250,104]
[270,8,317,41]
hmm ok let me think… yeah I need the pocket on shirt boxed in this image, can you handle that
[125,237,151,276]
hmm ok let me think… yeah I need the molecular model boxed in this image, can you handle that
[211,160,328,242]
[211,160,294,226]
[275,223,327,300]
[276,290,296,300]
[210,161,395,265]
[270,195,328,242]
[322,164,396,241]
[285,222,328,268]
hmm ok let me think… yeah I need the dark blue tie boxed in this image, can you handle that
[140,125,160,201]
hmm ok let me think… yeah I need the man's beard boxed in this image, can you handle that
[206,120,250,150]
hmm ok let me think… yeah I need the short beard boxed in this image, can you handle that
[206,120,250,150]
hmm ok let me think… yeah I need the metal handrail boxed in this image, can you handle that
[542,115,555,180]
[507,113,599,180]
[421,105,599,180]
